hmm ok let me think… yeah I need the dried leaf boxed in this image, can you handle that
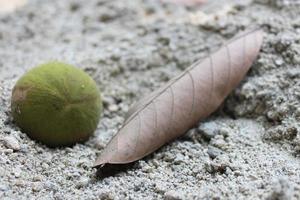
[94,28,263,167]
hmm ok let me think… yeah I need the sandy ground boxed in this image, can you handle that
[0,0,300,199]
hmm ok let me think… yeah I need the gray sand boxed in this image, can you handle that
[0,0,300,199]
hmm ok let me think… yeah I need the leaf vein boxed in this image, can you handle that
[209,54,214,101]
[119,28,261,131]
[225,44,231,91]
[152,101,158,137]
[187,70,195,115]
[169,86,175,133]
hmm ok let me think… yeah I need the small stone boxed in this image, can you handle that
[164,190,183,200]
[0,184,9,191]
[94,138,106,149]
[15,180,26,187]
[163,152,175,162]
[204,156,231,174]
[99,13,115,23]
[0,167,5,176]
[99,191,114,200]
[102,96,116,108]
[266,178,293,200]
[275,58,284,66]
[32,183,42,192]
[210,135,228,150]
[248,174,258,180]
[197,122,218,140]
[296,107,300,117]
[108,104,119,112]
[173,154,185,164]
[1,136,20,151]
[44,181,58,191]
[70,3,80,12]
[33,175,43,182]
[225,167,234,175]
[13,168,22,178]
[218,128,229,137]
[152,159,160,167]
[286,127,298,138]
[154,184,166,194]
[1,149,13,154]
[42,163,49,169]
[76,177,89,188]
[207,146,222,159]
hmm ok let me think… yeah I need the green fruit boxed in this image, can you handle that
[11,62,102,147]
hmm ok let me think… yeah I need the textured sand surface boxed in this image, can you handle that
[0,0,300,199]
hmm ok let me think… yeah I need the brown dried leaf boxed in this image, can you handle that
[94,28,263,167]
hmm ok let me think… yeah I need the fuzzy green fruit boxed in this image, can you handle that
[11,62,102,147]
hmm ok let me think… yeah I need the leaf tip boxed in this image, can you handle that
[93,157,107,168]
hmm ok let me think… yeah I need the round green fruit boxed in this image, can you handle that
[11,62,102,147]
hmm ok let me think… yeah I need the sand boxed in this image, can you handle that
[0,0,300,199]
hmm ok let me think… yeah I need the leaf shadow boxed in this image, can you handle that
[95,163,135,179]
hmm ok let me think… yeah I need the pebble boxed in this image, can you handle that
[32,183,43,192]
[12,167,22,178]
[204,157,231,174]
[102,96,116,108]
[266,178,293,200]
[44,181,58,191]
[173,154,185,164]
[33,175,43,182]
[207,146,222,159]
[1,149,13,154]
[1,136,20,151]
[218,128,229,137]
[108,104,119,112]
[164,190,183,200]
[296,107,300,117]
[154,184,166,194]
[275,58,284,66]
[210,135,228,150]
[76,177,89,188]
[99,191,114,200]
[197,122,220,140]
[42,163,49,169]
[94,138,106,149]
[0,184,9,191]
